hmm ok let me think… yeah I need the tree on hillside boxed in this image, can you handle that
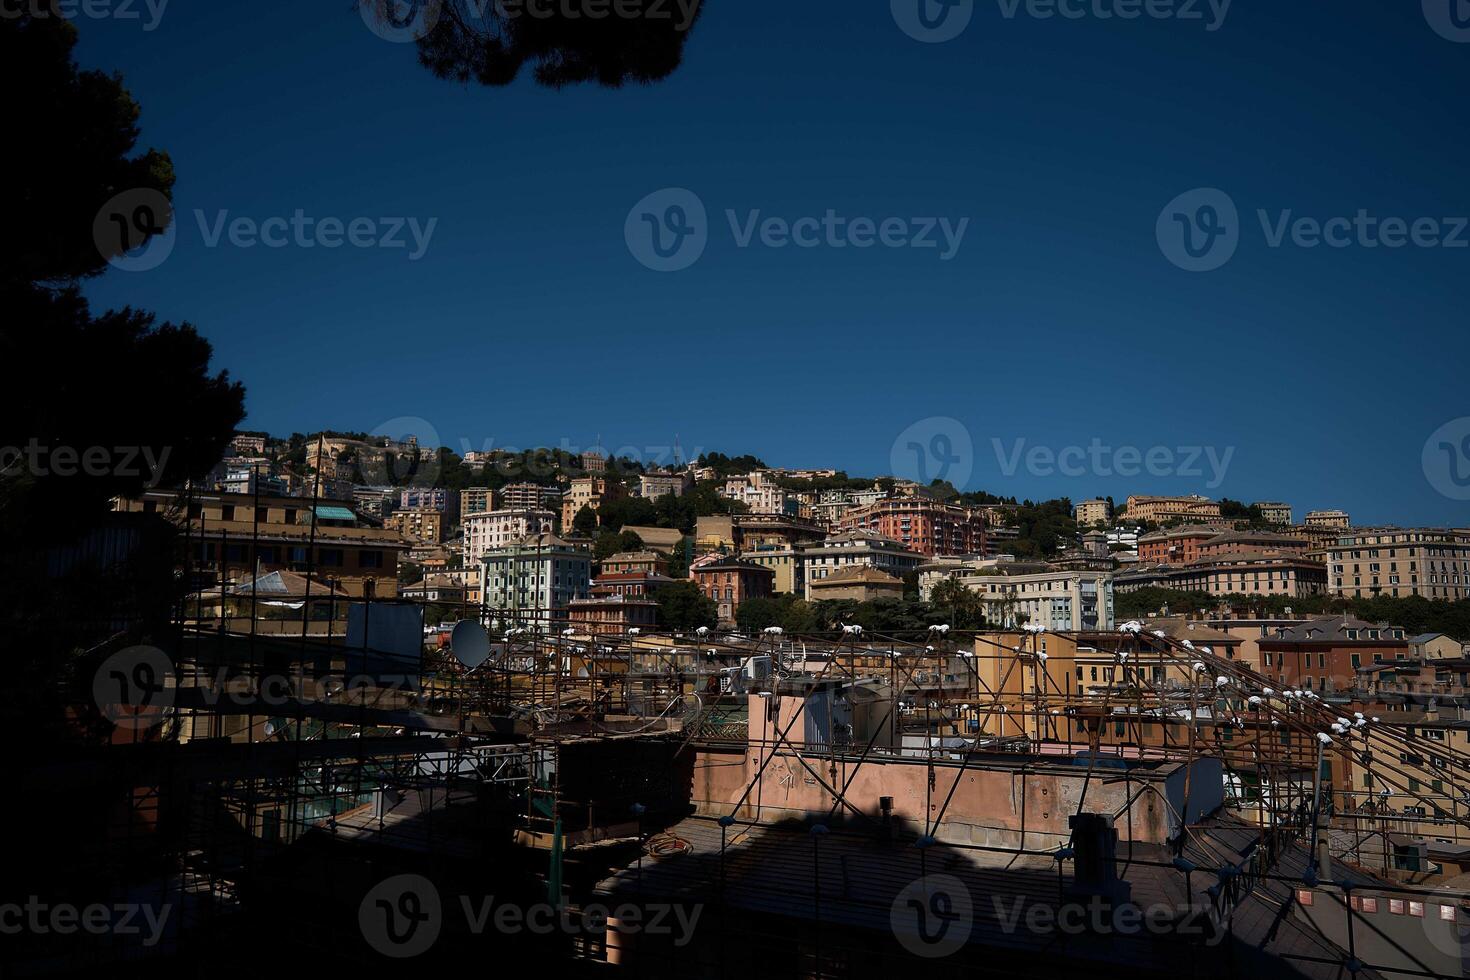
[572,505,599,537]
[653,580,717,630]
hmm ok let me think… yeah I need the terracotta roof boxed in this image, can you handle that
[810,565,903,587]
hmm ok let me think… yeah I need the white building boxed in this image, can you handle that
[960,566,1115,632]
[799,531,925,599]
[480,532,591,628]
[463,508,556,566]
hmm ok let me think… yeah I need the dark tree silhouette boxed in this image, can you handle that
[1,16,174,287]
[402,0,705,88]
[0,15,244,549]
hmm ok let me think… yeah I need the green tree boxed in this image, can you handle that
[594,529,644,561]
[653,580,717,631]
[929,578,987,630]
[735,596,783,632]
[668,536,695,578]
[572,505,598,537]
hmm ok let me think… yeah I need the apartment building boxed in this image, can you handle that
[638,470,691,499]
[742,544,804,595]
[385,507,446,544]
[1124,494,1221,524]
[1253,501,1293,525]
[601,550,669,575]
[1305,509,1351,529]
[808,565,905,602]
[480,532,591,628]
[588,569,674,598]
[1196,529,1310,559]
[1182,552,1327,597]
[353,486,398,519]
[566,594,659,635]
[721,471,792,515]
[463,508,557,564]
[1256,616,1410,692]
[115,490,409,598]
[460,487,495,519]
[1074,498,1112,527]
[958,565,1115,631]
[691,556,775,626]
[1322,528,1470,600]
[400,487,455,518]
[834,498,986,557]
[1137,525,1220,564]
[1119,552,1328,599]
[399,573,467,605]
[497,481,563,512]
[800,531,926,599]
[561,475,626,528]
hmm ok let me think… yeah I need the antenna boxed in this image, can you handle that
[450,619,491,670]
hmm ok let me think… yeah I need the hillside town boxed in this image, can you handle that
[155,430,1470,642]
[13,3,1470,975]
[69,431,1470,975]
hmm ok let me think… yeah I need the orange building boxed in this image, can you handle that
[691,556,775,626]
[834,498,986,557]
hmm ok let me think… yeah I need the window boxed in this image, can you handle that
[1296,890,1314,906]
[359,550,384,569]
[1440,905,1457,922]
[1409,902,1425,918]
[1389,899,1405,914]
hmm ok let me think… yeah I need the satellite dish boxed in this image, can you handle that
[450,620,491,670]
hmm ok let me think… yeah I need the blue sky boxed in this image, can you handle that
[77,1,1470,524]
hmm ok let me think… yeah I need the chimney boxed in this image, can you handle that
[1065,813,1132,906]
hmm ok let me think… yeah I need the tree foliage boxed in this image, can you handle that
[410,0,705,89]
[653,580,717,630]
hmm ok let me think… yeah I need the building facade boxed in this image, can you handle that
[1253,501,1293,525]
[1321,528,1470,600]
[692,556,775,626]
[638,470,691,499]
[834,498,986,557]
[480,532,591,628]
[800,531,926,599]
[562,476,626,529]
[115,490,409,598]
[497,482,564,512]
[1124,494,1222,524]
[385,507,446,544]
[1074,498,1112,527]
[959,566,1115,631]
[463,508,557,565]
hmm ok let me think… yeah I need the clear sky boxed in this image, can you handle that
[76,1,1470,525]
